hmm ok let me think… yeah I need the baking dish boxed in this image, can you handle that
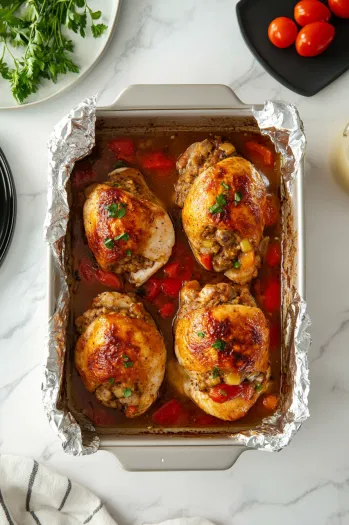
[47,84,306,471]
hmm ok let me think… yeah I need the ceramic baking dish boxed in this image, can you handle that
[48,84,305,471]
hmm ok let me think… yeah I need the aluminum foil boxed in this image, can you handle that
[43,96,310,456]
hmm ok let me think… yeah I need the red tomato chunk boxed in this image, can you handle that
[152,400,189,426]
[142,151,174,170]
[108,138,135,159]
[159,302,175,319]
[266,242,281,267]
[161,277,182,298]
[209,383,253,403]
[95,269,122,289]
[245,141,275,166]
[144,277,161,301]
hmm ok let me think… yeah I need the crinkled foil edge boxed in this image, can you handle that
[43,97,311,455]
[43,96,99,455]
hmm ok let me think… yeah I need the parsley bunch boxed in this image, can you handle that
[0,0,108,103]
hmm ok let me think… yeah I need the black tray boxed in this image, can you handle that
[0,148,16,267]
[236,0,349,96]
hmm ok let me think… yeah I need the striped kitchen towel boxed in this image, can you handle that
[0,455,116,525]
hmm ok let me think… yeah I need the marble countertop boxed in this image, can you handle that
[1,1,349,523]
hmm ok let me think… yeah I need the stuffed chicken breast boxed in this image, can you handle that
[175,138,267,284]
[75,292,166,418]
[83,167,175,286]
[174,281,270,421]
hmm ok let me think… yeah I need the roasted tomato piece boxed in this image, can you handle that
[266,242,281,267]
[78,258,95,282]
[108,138,135,159]
[142,151,174,170]
[72,169,96,188]
[152,400,189,426]
[264,279,281,313]
[144,277,161,301]
[161,277,182,298]
[95,269,122,289]
[265,195,279,227]
[164,261,181,278]
[208,383,253,403]
[199,254,213,271]
[159,302,175,319]
[245,141,275,166]
[263,394,279,411]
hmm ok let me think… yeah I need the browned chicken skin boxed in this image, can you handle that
[175,138,267,284]
[83,168,175,286]
[174,281,270,421]
[75,292,166,418]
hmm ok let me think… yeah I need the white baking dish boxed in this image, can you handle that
[48,84,305,471]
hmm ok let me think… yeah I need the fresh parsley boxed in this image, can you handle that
[209,193,227,215]
[0,1,108,104]
[212,366,221,378]
[104,238,114,249]
[197,331,206,338]
[115,232,130,242]
[234,192,242,205]
[212,339,226,351]
[106,203,127,219]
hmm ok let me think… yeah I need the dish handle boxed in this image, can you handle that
[99,84,246,111]
[101,445,246,471]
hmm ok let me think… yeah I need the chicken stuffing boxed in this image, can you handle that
[75,292,166,418]
[174,281,270,421]
[175,138,267,284]
[83,167,175,286]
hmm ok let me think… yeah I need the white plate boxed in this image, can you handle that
[0,0,121,110]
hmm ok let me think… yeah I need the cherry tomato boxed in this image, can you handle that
[78,258,95,282]
[159,302,175,319]
[245,141,275,166]
[263,394,279,411]
[161,277,182,298]
[266,242,281,267]
[329,0,349,18]
[265,195,279,227]
[95,269,122,289]
[144,277,161,301]
[126,406,138,417]
[208,383,253,403]
[142,151,174,170]
[164,261,181,278]
[296,22,335,57]
[199,254,213,271]
[152,400,189,426]
[72,169,96,188]
[108,138,135,160]
[268,17,298,49]
[264,279,281,313]
[294,1,331,26]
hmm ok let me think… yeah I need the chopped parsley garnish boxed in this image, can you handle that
[115,232,130,242]
[234,192,242,205]
[233,260,241,269]
[197,331,206,338]
[123,388,132,398]
[104,238,114,249]
[109,378,115,385]
[126,249,132,257]
[209,193,227,215]
[212,366,221,378]
[122,355,134,368]
[106,203,127,219]
[221,182,230,191]
[255,384,263,392]
[212,340,226,351]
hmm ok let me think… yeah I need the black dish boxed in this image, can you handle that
[236,0,349,97]
[0,148,16,268]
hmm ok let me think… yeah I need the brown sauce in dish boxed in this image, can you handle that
[69,130,281,432]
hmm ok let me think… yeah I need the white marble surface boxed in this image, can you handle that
[1,1,349,523]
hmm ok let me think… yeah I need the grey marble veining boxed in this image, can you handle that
[1,1,349,524]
